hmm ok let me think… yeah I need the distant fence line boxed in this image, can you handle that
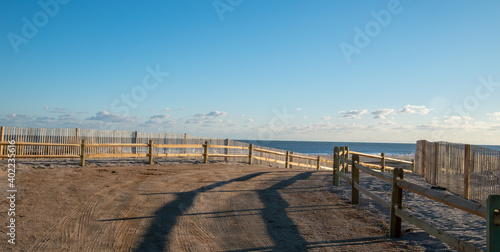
[0,126,335,169]
[415,140,500,207]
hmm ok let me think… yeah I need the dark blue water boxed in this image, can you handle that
[237,140,416,156]
[237,140,500,156]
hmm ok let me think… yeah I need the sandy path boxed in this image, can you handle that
[0,163,418,251]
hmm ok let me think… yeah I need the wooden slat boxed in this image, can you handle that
[319,166,333,170]
[253,148,286,156]
[155,153,203,157]
[154,144,203,148]
[209,145,248,149]
[86,143,149,147]
[86,153,148,158]
[354,163,392,183]
[289,154,317,161]
[289,161,317,169]
[0,155,81,158]
[253,156,287,165]
[208,154,248,158]
[337,171,352,185]
[397,180,486,218]
[1,141,81,147]
[395,208,481,252]
[353,182,391,209]
[349,150,412,164]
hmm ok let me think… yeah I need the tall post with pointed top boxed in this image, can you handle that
[351,154,360,204]
[333,147,340,186]
[390,168,404,238]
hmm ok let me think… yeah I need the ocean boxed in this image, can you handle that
[237,140,500,156]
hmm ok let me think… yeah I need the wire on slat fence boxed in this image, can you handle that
[415,140,500,207]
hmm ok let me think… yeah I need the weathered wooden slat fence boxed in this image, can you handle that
[415,140,500,207]
[334,147,500,252]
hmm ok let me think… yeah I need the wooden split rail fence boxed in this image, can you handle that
[333,147,500,252]
[0,140,337,169]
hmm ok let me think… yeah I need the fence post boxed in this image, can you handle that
[184,133,187,154]
[148,140,153,164]
[351,154,360,205]
[80,139,86,166]
[340,146,345,173]
[422,140,427,178]
[317,156,321,170]
[248,144,253,165]
[411,159,415,173]
[285,151,290,168]
[390,168,404,238]
[487,195,500,252]
[133,131,138,155]
[203,141,209,164]
[464,144,471,199]
[344,146,349,172]
[381,153,386,172]
[433,142,440,185]
[225,138,229,162]
[0,126,4,157]
[333,147,340,186]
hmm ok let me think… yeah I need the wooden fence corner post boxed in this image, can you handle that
[381,153,386,172]
[317,156,321,170]
[422,140,427,178]
[285,151,290,169]
[344,146,349,173]
[148,140,153,164]
[340,146,345,173]
[333,147,340,186]
[464,144,471,199]
[390,168,404,238]
[80,139,86,166]
[351,154,360,205]
[203,140,209,164]
[487,195,500,252]
[248,144,253,165]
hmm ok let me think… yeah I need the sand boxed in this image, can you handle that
[0,157,485,251]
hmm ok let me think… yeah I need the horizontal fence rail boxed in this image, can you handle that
[333,147,499,252]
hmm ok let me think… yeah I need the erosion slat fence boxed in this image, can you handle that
[415,140,500,207]
[334,147,500,252]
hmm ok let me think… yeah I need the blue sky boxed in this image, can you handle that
[1,0,500,144]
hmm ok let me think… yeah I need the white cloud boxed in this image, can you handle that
[321,116,332,120]
[397,105,432,115]
[164,107,171,111]
[145,114,171,125]
[44,106,50,110]
[86,111,138,123]
[371,109,395,119]
[487,112,500,121]
[295,108,302,111]
[246,118,254,123]
[186,111,228,125]
[339,110,368,119]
